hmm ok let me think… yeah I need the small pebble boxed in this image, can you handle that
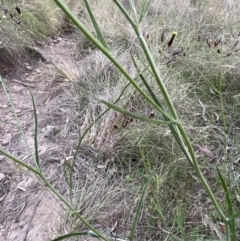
[26,66,33,70]
[0,173,6,181]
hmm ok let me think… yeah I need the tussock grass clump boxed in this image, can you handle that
[53,164,129,238]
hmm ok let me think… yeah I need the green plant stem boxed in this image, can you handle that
[0,148,40,175]
[130,176,152,240]
[84,0,109,50]
[0,148,109,241]
[217,167,237,241]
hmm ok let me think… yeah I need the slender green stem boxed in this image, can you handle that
[84,0,109,51]
[30,92,42,172]
[130,175,152,240]
[0,148,39,175]
[135,27,179,119]
[217,167,237,240]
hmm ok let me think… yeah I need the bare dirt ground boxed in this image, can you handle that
[0,34,81,241]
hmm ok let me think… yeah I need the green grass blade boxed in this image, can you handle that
[216,168,233,212]
[152,196,165,222]
[228,209,240,222]
[84,0,109,51]
[130,175,152,240]
[129,0,138,22]
[138,0,150,23]
[52,231,98,241]
[176,204,186,241]
[216,167,237,241]
[130,50,163,109]
[30,92,41,172]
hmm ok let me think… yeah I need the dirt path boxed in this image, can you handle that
[0,35,80,241]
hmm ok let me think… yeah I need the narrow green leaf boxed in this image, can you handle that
[52,231,98,241]
[152,197,165,221]
[101,99,177,125]
[130,50,163,109]
[177,204,186,241]
[84,0,109,51]
[129,0,138,22]
[130,176,152,240]
[138,0,150,23]
[228,209,240,222]
[30,92,41,172]
[216,167,233,213]
[216,167,237,241]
